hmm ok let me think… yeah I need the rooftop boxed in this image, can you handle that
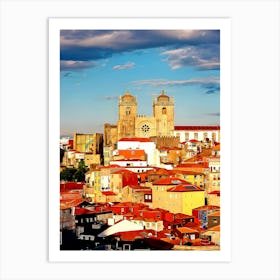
[153,177,188,185]
[118,137,152,142]
[175,125,220,131]
[167,184,203,192]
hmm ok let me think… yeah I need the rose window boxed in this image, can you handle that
[141,124,150,133]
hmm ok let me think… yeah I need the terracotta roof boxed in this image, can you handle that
[167,184,203,192]
[174,213,195,219]
[101,191,116,196]
[60,182,85,191]
[118,149,146,160]
[175,126,220,131]
[208,190,220,195]
[153,177,188,185]
[114,230,155,241]
[176,227,199,234]
[213,144,220,151]
[188,139,200,143]
[60,198,84,209]
[112,169,135,175]
[118,137,152,142]
[177,162,209,168]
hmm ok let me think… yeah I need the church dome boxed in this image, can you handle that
[157,90,170,102]
[121,90,135,102]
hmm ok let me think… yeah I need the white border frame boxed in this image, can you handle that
[1,1,279,279]
[49,18,231,262]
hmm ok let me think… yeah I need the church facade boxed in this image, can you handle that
[104,90,174,146]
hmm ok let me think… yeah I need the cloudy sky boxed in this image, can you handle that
[60,30,220,137]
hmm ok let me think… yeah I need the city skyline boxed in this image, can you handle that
[60,30,220,137]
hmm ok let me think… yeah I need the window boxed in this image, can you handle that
[212,132,216,141]
[194,133,198,140]
[203,132,208,140]
[141,124,150,133]
[126,107,131,115]
[185,132,189,141]
[162,107,167,114]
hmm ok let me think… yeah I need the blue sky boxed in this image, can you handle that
[60,30,220,137]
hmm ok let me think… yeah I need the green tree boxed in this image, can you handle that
[77,159,89,173]
[60,168,77,182]
[60,148,65,163]
[73,170,85,182]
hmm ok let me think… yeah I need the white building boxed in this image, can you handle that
[174,126,220,143]
[117,138,159,166]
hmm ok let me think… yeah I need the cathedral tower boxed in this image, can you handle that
[117,90,137,139]
[153,90,174,136]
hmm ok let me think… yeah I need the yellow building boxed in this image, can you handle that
[174,170,205,189]
[166,184,205,215]
[84,153,101,167]
[151,177,188,210]
[151,177,205,215]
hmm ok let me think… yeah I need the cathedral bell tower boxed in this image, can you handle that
[117,90,137,139]
[153,90,174,136]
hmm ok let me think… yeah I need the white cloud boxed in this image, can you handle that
[112,62,135,70]
[60,60,98,71]
[161,46,219,70]
[133,77,219,87]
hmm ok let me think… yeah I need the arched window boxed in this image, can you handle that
[162,107,167,114]
[126,107,130,115]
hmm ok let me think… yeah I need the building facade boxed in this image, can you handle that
[105,90,174,146]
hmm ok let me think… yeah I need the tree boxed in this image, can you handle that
[73,170,85,182]
[60,168,77,182]
[60,148,65,163]
[77,159,89,173]
[60,160,89,182]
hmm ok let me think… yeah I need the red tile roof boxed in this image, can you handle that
[208,190,220,195]
[177,162,209,168]
[188,139,200,143]
[118,137,152,142]
[101,191,116,196]
[153,177,188,185]
[114,230,155,241]
[167,184,203,192]
[118,149,146,160]
[175,126,220,131]
[213,144,220,151]
[174,213,195,219]
[60,191,84,209]
[176,227,199,234]
[60,182,85,191]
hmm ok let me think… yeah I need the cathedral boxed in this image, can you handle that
[104,90,174,146]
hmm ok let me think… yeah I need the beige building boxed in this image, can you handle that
[105,90,174,146]
[74,133,103,154]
